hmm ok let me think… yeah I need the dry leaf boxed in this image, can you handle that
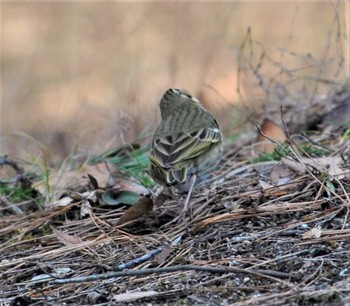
[257,118,287,153]
[302,227,322,239]
[259,180,273,190]
[87,173,99,189]
[34,168,85,201]
[30,268,72,283]
[281,158,305,174]
[270,164,294,186]
[51,226,82,245]
[282,156,345,179]
[80,200,92,218]
[112,291,158,302]
[48,196,74,207]
[102,190,141,206]
[154,248,172,265]
[118,180,150,195]
[116,196,154,226]
[81,163,117,188]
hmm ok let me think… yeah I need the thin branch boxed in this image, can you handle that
[49,264,293,286]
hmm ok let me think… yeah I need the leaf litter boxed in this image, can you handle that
[1,89,350,305]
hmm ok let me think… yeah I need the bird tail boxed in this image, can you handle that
[150,161,188,186]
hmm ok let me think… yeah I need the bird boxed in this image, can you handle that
[149,88,222,211]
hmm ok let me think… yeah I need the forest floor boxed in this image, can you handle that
[1,102,350,305]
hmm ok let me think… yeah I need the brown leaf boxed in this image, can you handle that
[81,163,117,188]
[51,226,82,245]
[34,168,85,202]
[257,118,287,153]
[87,173,99,189]
[154,248,172,265]
[302,227,322,239]
[116,196,154,226]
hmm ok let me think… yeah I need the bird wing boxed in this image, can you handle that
[150,125,221,169]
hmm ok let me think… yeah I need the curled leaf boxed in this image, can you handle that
[102,190,141,206]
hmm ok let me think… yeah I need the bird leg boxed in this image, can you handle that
[164,174,197,225]
[182,174,197,214]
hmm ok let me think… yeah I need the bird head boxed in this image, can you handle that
[160,88,201,118]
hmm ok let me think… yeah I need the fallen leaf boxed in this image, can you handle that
[154,248,172,265]
[87,173,99,189]
[116,196,154,226]
[111,291,158,302]
[282,156,345,179]
[302,226,322,239]
[34,168,85,202]
[49,196,74,207]
[259,180,273,190]
[80,200,92,218]
[51,226,82,245]
[103,190,141,206]
[30,268,73,283]
[118,180,150,195]
[281,157,305,174]
[81,163,117,188]
[270,164,294,186]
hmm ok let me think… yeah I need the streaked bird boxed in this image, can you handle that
[149,88,222,209]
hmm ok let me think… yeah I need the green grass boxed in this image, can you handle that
[90,145,154,188]
[251,140,328,164]
[251,143,291,163]
[0,183,42,207]
[301,143,327,157]
[341,128,350,142]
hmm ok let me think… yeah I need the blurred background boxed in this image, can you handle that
[1,1,349,163]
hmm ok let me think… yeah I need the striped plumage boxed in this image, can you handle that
[150,88,222,187]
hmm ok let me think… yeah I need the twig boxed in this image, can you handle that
[117,246,164,271]
[116,235,182,270]
[49,264,293,285]
[0,195,24,214]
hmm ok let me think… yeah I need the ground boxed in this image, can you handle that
[1,123,349,305]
